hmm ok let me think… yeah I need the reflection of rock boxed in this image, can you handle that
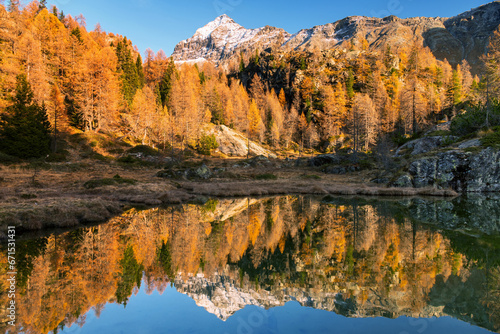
[210,198,261,222]
[407,195,500,234]
[428,270,494,330]
[173,269,485,326]
[12,195,500,334]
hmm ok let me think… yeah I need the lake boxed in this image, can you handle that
[2,195,499,334]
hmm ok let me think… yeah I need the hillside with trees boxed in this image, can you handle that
[0,0,498,162]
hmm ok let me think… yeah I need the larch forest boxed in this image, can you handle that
[0,0,499,159]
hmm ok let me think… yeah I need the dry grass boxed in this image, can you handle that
[179,180,458,198]
[0,198,122,236]
[0,158,458,235]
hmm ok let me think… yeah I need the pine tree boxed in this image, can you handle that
[0,74,51,158]
[136,54,145,88]
[346,69,355,100]
[278,88,287,109]
[8,0,19,13]
[159,58,176,107]
[38,0,47,12]
[451,69,462,106]
[115,38,140,105]
[248,99,264,140]
[49,83,65,152]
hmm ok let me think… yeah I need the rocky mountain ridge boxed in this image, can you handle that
[171,2,500,71]
[173,14,289,64]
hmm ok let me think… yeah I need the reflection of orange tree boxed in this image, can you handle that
[8,196,495,334]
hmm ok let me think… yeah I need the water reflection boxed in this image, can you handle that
[1,196,499,333]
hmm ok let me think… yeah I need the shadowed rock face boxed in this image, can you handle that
[172,2,500,73]
[441,2,500,69]
[400,147,500,193]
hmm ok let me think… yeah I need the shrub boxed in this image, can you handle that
[0,152,21,164]
[255,173,278,180]
[451,102,500,137]
[201,199,219,214]
[392,132,420,146]
[117,155,138,164]
[83,174,136,189]
[82,151,114,162]
[300,174,322,180]
[46,150,69,162]
[126,145,162,156]
[481,126,500,148]
[196,134,219,155]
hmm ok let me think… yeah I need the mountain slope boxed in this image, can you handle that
[172,14,290,63]
[171,2,500,70]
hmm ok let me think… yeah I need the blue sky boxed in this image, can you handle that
[49,0,489,56]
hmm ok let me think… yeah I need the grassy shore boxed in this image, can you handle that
[0,155,459,238]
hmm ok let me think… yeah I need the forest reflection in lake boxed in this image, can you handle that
[1,195,499,334]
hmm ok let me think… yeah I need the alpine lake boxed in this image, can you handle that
[3,194,500,334]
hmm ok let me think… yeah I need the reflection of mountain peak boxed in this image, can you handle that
[173,272,455,323]
[13,195,500,333]
[174,273,281,320]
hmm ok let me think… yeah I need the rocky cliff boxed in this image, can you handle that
[392,143,500,194]
[172,2,500,72]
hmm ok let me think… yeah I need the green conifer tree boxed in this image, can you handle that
[38,0,47,12]
[136,54,145,88]
[116,38,140,105]
[0,75,52,159]
[159,58,176,107]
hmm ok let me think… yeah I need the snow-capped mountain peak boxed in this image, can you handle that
[192,14,242,40]
[173,15,290,64]
[172,2,500,72]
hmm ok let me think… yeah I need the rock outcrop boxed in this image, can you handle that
[395,136,457,157]
[393,147,500,193]
[208,125,277,158]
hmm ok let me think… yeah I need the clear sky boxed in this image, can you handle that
[48,0,490,56]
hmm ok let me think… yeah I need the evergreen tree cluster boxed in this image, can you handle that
[0,75,51,158]
[115,37,145,105]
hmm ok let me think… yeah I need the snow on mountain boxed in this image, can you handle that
[172,15,290,64]
[173,272,449,322]
[171,2,500,71]
[174,273,283,320]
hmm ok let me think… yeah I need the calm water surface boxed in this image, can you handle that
[2,195,499,334]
